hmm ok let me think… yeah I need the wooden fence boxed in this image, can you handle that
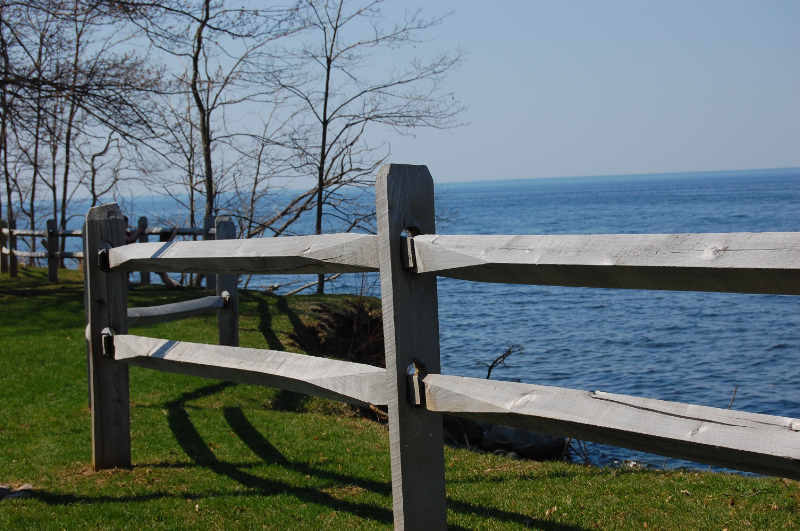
[1,215,216,284]
[84,164,800,530]
[1,219,82,280]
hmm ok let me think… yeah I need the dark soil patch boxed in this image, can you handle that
[288,300,385,368]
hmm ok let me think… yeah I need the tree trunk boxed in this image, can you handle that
[191,0,214,218]
[60,99,78,268]
[29,98,42,260]
[315,50,334,294]
[0,17,11,229]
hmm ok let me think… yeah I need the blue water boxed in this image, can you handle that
[432,168,800,469]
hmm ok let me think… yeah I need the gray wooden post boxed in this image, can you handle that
[47,219,59,283]
[376,164,447,530]
[137,217,150,285]
[0,220,7,274]
[203,214,216,292]
[9,219,17,278]
[215,216,238,347]
[83,203,131,470]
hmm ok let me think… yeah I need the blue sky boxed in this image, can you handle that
[379,1,800,183]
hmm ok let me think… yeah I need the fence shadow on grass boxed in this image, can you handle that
[31,381,591,530]
[164,382,394,524]
[187,384,590,531]
[253,294,285,352]
[30,382,392,525]
[222,405,390,497]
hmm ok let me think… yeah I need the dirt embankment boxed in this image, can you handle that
[287,299,385,368]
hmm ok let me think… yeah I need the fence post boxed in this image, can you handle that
[47,219,59,283]
[0,219,7,274]
[203,214,216,292]
[215,216,238,347]
[83,203,131,470]
[9,219,17,278]
[376,164,447,530]
[137,217,150,285]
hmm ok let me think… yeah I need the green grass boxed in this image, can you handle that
[1,267,798,530]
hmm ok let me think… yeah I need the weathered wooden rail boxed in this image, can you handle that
[84,164,800,530]
[1,215,217,284]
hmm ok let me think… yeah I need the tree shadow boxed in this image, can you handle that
[250,292,311,353]
[221,406,590,530]
[254,294,285,351]
[34,381,392,525]
[160,383,394,523]
[253,294,313,410]
[274,296,306,345]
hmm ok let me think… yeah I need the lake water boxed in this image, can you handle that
[431,168,799,469]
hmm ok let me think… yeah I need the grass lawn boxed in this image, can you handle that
[1,267,798,530]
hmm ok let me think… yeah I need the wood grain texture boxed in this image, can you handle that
[127,296,225,327]
[414,374,800,480]
[115,335,387,406]
[83,203,131,470]
[215,216,239,347]
[107,233,378,275]
[410,233,800,294]
[376,164,447,530]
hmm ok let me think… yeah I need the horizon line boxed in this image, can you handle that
[433,166,800,186]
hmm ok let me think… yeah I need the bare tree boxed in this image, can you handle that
[0,0,160,250]
[1,0,463,292]
[138,72,204,230]
[77,131,125,206]
[276,0,465,292]
[129,0,302,220]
